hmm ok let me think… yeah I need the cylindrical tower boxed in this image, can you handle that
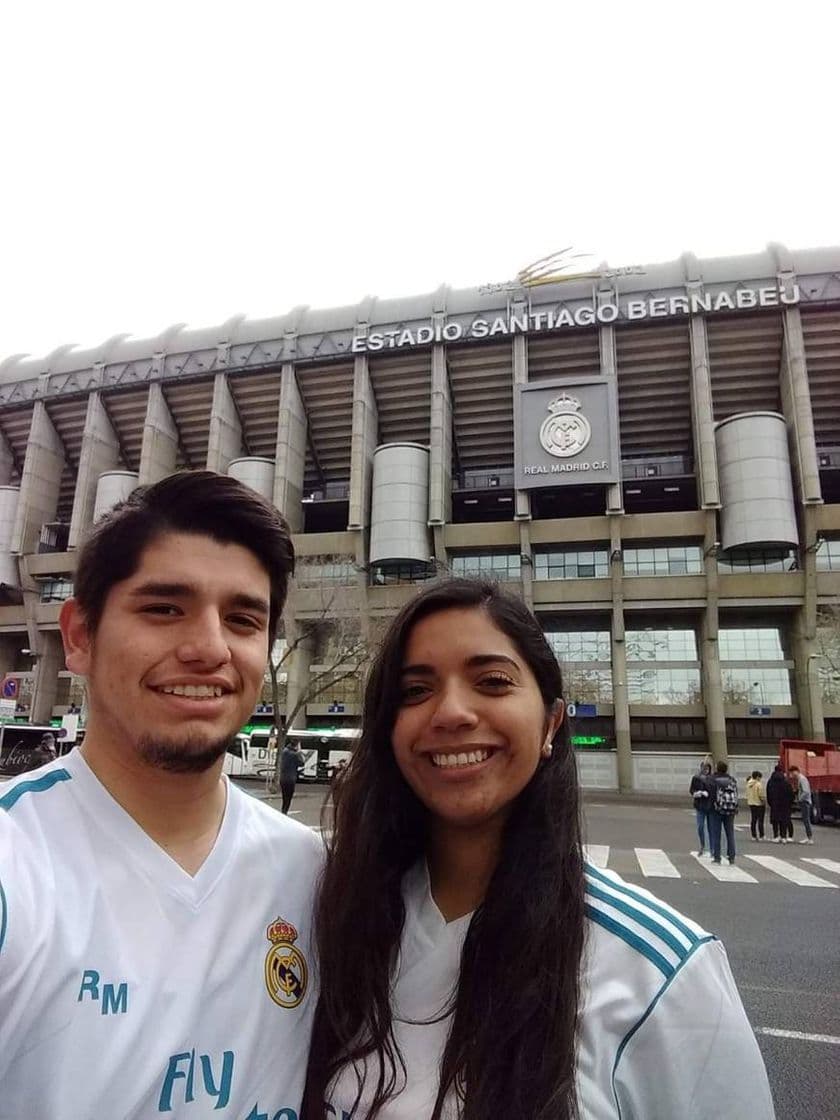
[714,412,799,553]
[93,471,140,522]
[0,486,21,586]
[369,443,431,565]
[227,457,275,502]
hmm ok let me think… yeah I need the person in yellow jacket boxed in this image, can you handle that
[746,770,766,840]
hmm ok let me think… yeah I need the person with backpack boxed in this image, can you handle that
[709,760,739,864]
[689,761,714,856]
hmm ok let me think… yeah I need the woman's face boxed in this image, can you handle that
[391,606,563,837]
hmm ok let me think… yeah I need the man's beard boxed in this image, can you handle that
[135,732,234,774]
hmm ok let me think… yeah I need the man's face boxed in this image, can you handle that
[61,531,272,773]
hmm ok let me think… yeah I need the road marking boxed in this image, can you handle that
[742,854,838,887]
[693,854,757,882]
[584,844,609,868]
[635,847,680,877]
[802,857,840,876]
[756,1028,840,1045]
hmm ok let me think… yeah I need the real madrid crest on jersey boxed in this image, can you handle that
[539,392,592,458]
[264,917,308,1009]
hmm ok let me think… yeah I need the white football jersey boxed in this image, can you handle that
[0,751,323,1120]
[327,861,775,1119]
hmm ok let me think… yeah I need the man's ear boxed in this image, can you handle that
[59,598,92,676]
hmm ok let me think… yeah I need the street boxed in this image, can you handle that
[240,780,840,1120]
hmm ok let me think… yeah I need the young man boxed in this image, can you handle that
[789,764,815,844]
[0,471,322,1120]
[708,759,739,864]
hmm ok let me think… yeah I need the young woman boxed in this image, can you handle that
[302,579,774,1120]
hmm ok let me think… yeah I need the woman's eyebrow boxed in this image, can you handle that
[401,654,520,675]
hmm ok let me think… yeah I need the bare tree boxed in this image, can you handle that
[266,559,373,791]
[815,606,840,703]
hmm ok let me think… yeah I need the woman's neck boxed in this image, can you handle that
[427,822,504,922]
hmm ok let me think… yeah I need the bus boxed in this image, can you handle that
[223,727,358,782]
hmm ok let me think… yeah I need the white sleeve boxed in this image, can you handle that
[613,938,775,1120]
[0,813,43,1079]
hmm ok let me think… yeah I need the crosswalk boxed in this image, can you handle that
[583,845,840,888]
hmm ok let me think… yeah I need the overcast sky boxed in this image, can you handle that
[1,0,838,363]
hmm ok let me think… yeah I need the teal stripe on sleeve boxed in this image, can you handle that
[584,902,674,979]
[0,769,72,812]
[585,862,702,945]
[585,881,690,961]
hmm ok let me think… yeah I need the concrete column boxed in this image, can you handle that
[687,312,721,509]
[792,631,826,741]
[0,428,15,485]
[273,363,306,532]
[68,393,121,548]
[31,631,65,724]
[348,354,379,531]
[11,402,65,555]
[206,373,243,473]
[701,510,727,762]
[780,305,822,506]
[598,283,624,514]
[611,608,632,793]
[682,254,722,509]
[139,383,179,485]
[429,344,452,527]
[519,522,533,609]
[794,504,825,740]
[512,331,531,521]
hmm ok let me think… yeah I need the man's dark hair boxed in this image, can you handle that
[789,765,800,774]
[716,760,729,774]
[74,470,294,637]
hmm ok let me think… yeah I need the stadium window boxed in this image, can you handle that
[623,544,703,576]
[449,552,521,581]
[533,547,609,581]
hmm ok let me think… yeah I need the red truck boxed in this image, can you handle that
[778,739,840,825]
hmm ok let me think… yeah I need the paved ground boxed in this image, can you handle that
[238,779,840,1119]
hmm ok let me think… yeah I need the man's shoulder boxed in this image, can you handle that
[0,757,76,820]
[229,782,323,858]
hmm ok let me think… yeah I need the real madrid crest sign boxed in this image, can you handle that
[514,377,618,489]
[264,916,308,1009]
[539,393,592,458]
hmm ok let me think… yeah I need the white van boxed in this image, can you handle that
[223,728,357,782]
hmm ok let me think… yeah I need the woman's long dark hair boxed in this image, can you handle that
[302,579,585,1120]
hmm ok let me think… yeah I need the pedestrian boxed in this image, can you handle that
[789,764,815,844]
[745,769,766,841]
[689,761,714,855]
[766,763,794,842]
[0,471,322,1120]
[708,760,740,864]
[280,738,305,813]
[302,578,774,1119]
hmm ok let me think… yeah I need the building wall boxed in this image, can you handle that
[2,247,839,790]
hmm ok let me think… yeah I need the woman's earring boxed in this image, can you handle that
[541,741,553,759]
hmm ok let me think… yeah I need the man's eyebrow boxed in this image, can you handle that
[130,581,193,599]
[129,582,269,615]
[401,654,521,675]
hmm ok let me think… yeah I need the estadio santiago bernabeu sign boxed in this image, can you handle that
[349,283,800,355]
[514,378,620,490]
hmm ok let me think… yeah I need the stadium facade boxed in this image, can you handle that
[1,243,839,792]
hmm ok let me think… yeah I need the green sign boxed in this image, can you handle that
[571,735,608,748]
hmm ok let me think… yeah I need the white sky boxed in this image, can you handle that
[1,0,838,363]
